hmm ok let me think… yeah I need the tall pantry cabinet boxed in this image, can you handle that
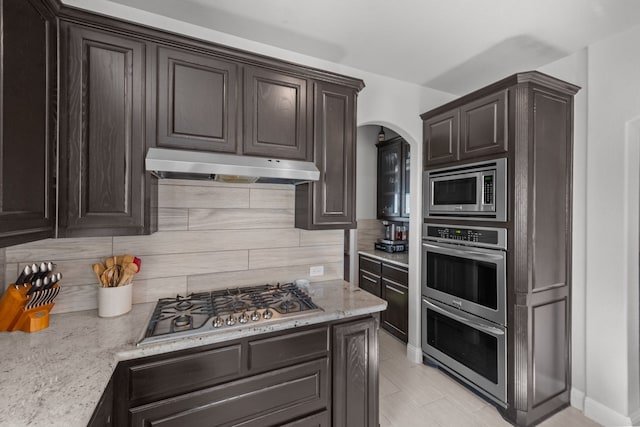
[421,72,579,427]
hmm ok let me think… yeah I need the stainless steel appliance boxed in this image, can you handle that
[424,158,507,221]
[139,282,322,345]
[421,223,507,406]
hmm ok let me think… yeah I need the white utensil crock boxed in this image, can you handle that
[98,283,133,317]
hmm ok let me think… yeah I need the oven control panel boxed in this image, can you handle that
[424,224,507,249]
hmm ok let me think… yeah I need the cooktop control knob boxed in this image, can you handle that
[239,312,249,324]
[251,311,261,321]
[263,309,273,320]
[226,315,237,326]
[213,316,224,328]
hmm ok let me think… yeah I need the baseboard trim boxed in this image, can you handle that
[406,343,422,364]
[584,396,633,426]
[570,387,585,411]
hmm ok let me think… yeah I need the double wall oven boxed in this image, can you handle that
[421,158,508,406]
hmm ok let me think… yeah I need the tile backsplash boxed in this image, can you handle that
[2,180,343,314]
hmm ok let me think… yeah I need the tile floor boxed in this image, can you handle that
[378,330,601,427]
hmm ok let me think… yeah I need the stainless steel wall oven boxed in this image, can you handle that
[421,223,507,406]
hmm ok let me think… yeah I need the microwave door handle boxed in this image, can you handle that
[422,243,504,262]
[423,299,504,337]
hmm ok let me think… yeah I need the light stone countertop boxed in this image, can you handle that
[0,280,386,427]
[358,249,409,268]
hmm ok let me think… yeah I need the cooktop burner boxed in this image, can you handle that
[139,282,321,345]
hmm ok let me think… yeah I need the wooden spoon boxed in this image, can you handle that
[92,263,105,286]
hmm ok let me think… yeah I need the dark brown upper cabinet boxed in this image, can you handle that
[59,23,154,237]
[243,67,310,160]
[377,137,410,221]
[295,81,356,229]
[0,0,57,248]
[460,90,507,159]
[156,47,239,153]
[423,110,458,167]
[423,90,507,168]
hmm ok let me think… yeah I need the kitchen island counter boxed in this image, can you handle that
[0,280,386,427]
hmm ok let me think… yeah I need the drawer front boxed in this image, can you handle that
[128,344,242,403]
[382,262,408,286]
[249,327,329,372]
[359,256,381,275]
[130,358,329,427]
[359,271,381,297]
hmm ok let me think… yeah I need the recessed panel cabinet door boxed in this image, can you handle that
[60,24,149,236]
[296,81,355,229]
[0,0,56,247]
[460,90,507,159]
[244,66,309,160]
[157,47,238,152]
[423,110,458,167]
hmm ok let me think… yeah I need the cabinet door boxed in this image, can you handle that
[295,82,356,229]
[460,90,507,159]
[332,317,379,427]
[377,140,402,219]
[0,0,56,247]
[401,142,411,218]
[423,110,459,167]
[381,278,408,342]
[156,47,238,153]
[243,66,310,160]
[60,24,151,236]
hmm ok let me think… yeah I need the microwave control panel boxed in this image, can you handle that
[424,224,507,249]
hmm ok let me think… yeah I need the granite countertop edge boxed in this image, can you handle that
[358,249,409,268]
[0,280,386,427]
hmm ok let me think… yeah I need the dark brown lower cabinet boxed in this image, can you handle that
[332,317,379,427]
[358,255,408,342]
[102,317,378,427]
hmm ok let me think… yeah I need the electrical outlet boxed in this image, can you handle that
[309,265,324,276]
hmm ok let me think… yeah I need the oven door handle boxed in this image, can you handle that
[423,299,505,337]
[422,242,504,262]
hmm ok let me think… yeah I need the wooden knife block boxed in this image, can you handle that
[0,284,57,332]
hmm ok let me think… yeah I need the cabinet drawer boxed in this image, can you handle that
[128,344,242,403]
[129,358,329,427]
[359,271,381,297]
[359,256,381,275]
[382,263,408,286]
[249,327,329,371]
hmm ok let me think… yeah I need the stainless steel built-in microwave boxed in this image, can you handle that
[424,158,507,221]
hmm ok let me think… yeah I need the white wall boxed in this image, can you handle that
[583,23,640,426]
[540,23,640,426]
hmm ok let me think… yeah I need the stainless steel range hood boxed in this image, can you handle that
[145,147,319,184]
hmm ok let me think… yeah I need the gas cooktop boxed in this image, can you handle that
[138,282,321,345]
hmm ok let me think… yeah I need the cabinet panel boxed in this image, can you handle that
[332,317,378,427]
[128,345,242,404]
[244,66,309,160]
[61,24,150,236]
[157,47,238,153]
[381,263,408,286]
[0,0,56,247]
[359,256,381,276]
[401,142,410,217]
[129,358,328,427]
[423,110,458,167]
[381,278,408,342]
[249,327,329,372]
[460,90,507,159]
[295,81,356,229]
[359,271,381,297]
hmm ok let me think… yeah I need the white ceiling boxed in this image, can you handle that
[107,0,640,94]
